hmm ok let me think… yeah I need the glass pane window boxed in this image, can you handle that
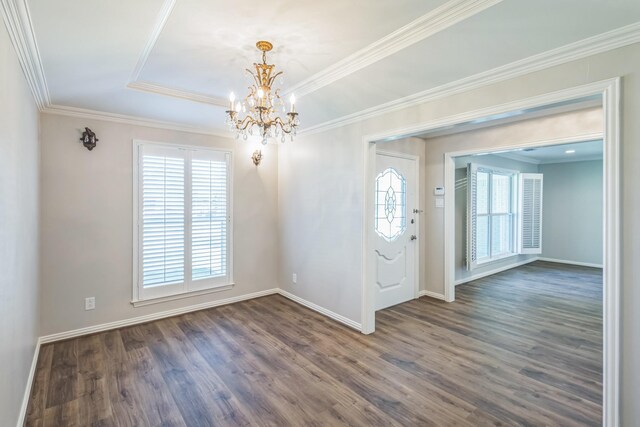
[472,166,515,263]
[492,173,511,213]
[476,171,489,215]
[476,215,490,259]
[375,168,406,242]
[491,214,511,256]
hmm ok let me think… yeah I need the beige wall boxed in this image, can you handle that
[39,114,279,336]
[0,26,40,426]
[278,44,640,423]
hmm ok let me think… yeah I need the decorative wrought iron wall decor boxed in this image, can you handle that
[80,127,98,151]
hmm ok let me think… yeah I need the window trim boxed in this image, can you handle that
[132,139,234,306]
[470,164,519,267]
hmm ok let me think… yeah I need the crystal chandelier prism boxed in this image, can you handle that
[225,41,299,145]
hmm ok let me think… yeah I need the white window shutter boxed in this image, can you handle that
[139,145,186,292]
[466,163,478,270]
[519,173,543,254]
[191,150,230,285]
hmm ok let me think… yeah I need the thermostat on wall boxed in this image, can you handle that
[434,187,445,196]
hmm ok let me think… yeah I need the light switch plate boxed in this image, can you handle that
[435,198,444,208]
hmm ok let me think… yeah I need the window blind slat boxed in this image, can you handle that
[192,158,228,280]
[519,173,544,254]
[141,153,185,287]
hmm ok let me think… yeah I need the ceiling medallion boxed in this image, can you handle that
[225,41,299,145]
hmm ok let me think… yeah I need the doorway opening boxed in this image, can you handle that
[362,79,620,425]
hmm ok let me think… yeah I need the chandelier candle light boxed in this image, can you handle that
[225,41,299,145]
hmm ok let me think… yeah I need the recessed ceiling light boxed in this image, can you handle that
[565,149,576,154]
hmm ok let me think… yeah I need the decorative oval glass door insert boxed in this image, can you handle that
[375,167,406,241]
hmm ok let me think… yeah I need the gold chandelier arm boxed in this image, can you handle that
[272,116,294,134]
[246,68,261,87]
[268,71,283,87]
[235,115,256,131]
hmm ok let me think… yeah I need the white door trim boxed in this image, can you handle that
[375,149,421,302]
[361,78,620,427]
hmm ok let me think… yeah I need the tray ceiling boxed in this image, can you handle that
[13,0,640,134]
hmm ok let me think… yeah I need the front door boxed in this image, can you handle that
[374,151,417,310]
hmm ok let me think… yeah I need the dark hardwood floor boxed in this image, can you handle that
[25,261,602,426]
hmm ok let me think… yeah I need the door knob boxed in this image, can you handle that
[410,235,417,241]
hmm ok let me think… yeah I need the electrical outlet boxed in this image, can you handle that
[85,297,95,311]
[292,273,297,284]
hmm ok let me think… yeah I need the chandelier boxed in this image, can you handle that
[225,41,299,145]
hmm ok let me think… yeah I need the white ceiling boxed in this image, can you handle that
[11,0,640,134]
[493,140,603,164]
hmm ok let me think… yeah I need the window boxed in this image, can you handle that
[467,164,544,270]
[467,164,517,267]
[134,141,232,304]
[375,167,406,241]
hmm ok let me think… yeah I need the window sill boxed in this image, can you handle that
[477,253,518,267]
[131,282,235,307]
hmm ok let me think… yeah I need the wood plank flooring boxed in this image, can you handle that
[25,261,602,426]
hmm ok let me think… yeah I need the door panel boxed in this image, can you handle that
[374,151,417,310]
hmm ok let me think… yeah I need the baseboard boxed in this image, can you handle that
[537,257,603,268]
[17,337,42,427]
[455,257,538,286]
[39,288,280,344]
[277,289,362,331]
[418,290,446,300]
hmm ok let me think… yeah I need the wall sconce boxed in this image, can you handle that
[80,127,98,151]
[251,150,263,166]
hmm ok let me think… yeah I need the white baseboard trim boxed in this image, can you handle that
[418,290,446,300]
[455,257,538,286]
[277,289,362,331]
[17,337,42,427]
[39,288,279,344]
[537,257,603,268]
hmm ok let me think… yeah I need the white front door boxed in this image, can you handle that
[374,151,417,311]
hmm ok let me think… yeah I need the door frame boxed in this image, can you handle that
[374,149,421,307]
[361,78,620,426]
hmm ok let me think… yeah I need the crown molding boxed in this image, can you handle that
[287,0,503,98]
[127,80,228,107]
[0,0,50,109]
[42,104,232,138]
[300,21,640,136]
[128,0,176,83]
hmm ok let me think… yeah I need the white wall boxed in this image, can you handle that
[452,154,540,284]
[0,25,40,426]
[278,44,640,424]
[39,114,279,336]
[540,159,603,265]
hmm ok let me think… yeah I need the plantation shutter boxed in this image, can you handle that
[519,173,543,254]
[139,145,186,292]
[191,150,230,285]
[466,163,478,270]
